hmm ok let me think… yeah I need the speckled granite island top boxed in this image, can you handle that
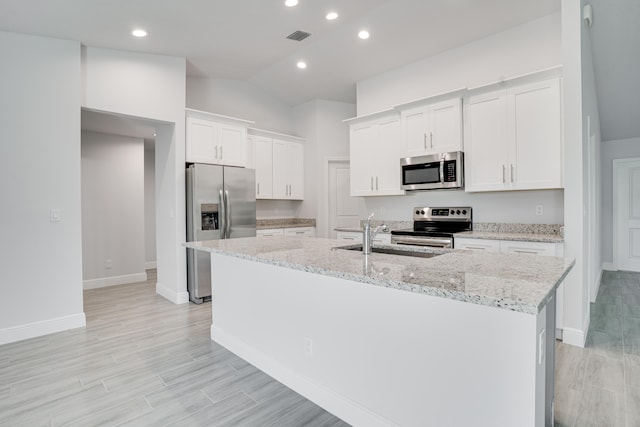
[184,237,574,315]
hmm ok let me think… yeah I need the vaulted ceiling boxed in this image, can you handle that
[1,0,637,142]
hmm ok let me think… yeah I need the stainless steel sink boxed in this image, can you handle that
[335,244,442,259]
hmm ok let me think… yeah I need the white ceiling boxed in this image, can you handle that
[588,0,640,141]
[4,0,635,142]
[0,0,559,107]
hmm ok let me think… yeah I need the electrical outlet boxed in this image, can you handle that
[304,337,313,356]
[105,259,112,269]
[50,209,61,222]
[535,205,544,216]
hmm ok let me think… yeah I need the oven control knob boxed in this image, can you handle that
[456,210,461,215]
[420,210,425,215]
[450,210,455,215]
[415,210,420,215]
[462,209,467,215]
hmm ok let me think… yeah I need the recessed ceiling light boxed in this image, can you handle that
[326,12,338,20]
[297,61,307,69]
[131,29,147,38]
[285,0,298,6]
[358,30,370,40]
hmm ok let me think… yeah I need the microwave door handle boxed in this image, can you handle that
[440,159,445,183]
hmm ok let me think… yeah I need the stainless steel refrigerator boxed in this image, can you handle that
[186,163,256,303]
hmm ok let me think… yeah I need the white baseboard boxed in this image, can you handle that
[83,272,148,290]
[211,326,399,427]
[591,269,604,303]
[562,327,587,348]
[156,281,189,304]
[602,262,616,271]
[145,261,157,270]
[0,312,86,346]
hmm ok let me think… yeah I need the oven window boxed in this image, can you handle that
[403,163,440,185]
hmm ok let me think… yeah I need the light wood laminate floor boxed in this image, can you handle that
[2,269,638,426]
[0,270,349,426]
[555,270,640,427]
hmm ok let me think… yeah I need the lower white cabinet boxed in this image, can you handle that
[455,237,564,257]
[336,231,391,245]
[256,228,285,237]
[284,227,316,238]
[258,227,316,238]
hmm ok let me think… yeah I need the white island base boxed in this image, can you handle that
[209,253,554,427]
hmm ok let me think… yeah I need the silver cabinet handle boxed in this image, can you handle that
[257,182,260,195]
[424,133,427,149]
[510,164,514,183]
[514,250,538,254]
[220,146,223,159]
[371,176,374,191]
[466,246,486,250]
[502,165,506,183]
[214,145,219,159]
[430,131,433,149]
[376,176,379,190]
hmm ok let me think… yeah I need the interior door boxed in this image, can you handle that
[615,158,640,271]
[328,160,361,238]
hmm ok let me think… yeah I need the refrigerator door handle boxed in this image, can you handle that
[224,189,231,238]
[218,189,226,239]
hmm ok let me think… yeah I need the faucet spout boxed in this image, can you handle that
[362,213,376,255]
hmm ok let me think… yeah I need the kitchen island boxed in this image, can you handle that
[184,237,574,427]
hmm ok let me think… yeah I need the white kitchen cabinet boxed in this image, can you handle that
[247,136,273,199]
[455,237,563,257]
[256,228,285,237]
[400,97,462,157]
[273,139,304,200]
[348,112,404,197]
[464,78,563,192]
[185,109,252,167]
[284,227,316,238]
[454,237,501,252]
[335,231,391,244]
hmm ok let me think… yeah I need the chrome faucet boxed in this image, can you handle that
[362,213,389,255]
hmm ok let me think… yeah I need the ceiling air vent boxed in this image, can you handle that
[286,30,311,42]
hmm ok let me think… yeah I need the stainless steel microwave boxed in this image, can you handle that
[400,151,464,191]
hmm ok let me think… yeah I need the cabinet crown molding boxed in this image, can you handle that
[391,87,467,111]
[186,108,255,126]
[247,127,305,143]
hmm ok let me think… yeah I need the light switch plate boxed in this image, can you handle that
[50,209,61,222]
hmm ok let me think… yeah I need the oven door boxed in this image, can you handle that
[391,234,453,248]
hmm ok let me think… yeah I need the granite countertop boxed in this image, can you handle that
[184,237,574,315]
[256,218,315,230]
[456,223,564,243]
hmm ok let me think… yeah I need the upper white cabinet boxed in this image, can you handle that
[464,77,563,192]
[348,112,404,197]
[185,109,253,167]
[273,139,304,200]
[400,97,462,157]
[247,135,274,199]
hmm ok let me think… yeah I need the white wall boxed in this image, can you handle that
[81,131,145,287]
[144,140,157,268]
[294,100,361,237]
[0,31,85,344]
[357,13,562,115]
[186,77,295,134]
[601,137,640,265]
[352,13,565,225]
[82,47,188,304]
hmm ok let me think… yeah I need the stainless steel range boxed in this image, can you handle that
[391,207,472,248]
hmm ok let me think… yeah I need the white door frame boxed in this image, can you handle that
[613,157,640,271]
[324,156,351,238]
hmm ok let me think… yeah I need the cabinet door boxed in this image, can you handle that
[349,123,377,196]
[186,117,217,164]
[430,98,462,153]
[401,106,430,157]
[499,240,557,256]
[336,231,363,243]
[508,78,563,190]
[288,142,304,200]
[375,116,404,195]
[256,228,284,237]
[218,124,246,167]
[255,137,273,199]
[454,237,500,252]
[464,90,509,192]
[272,140,288,199]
